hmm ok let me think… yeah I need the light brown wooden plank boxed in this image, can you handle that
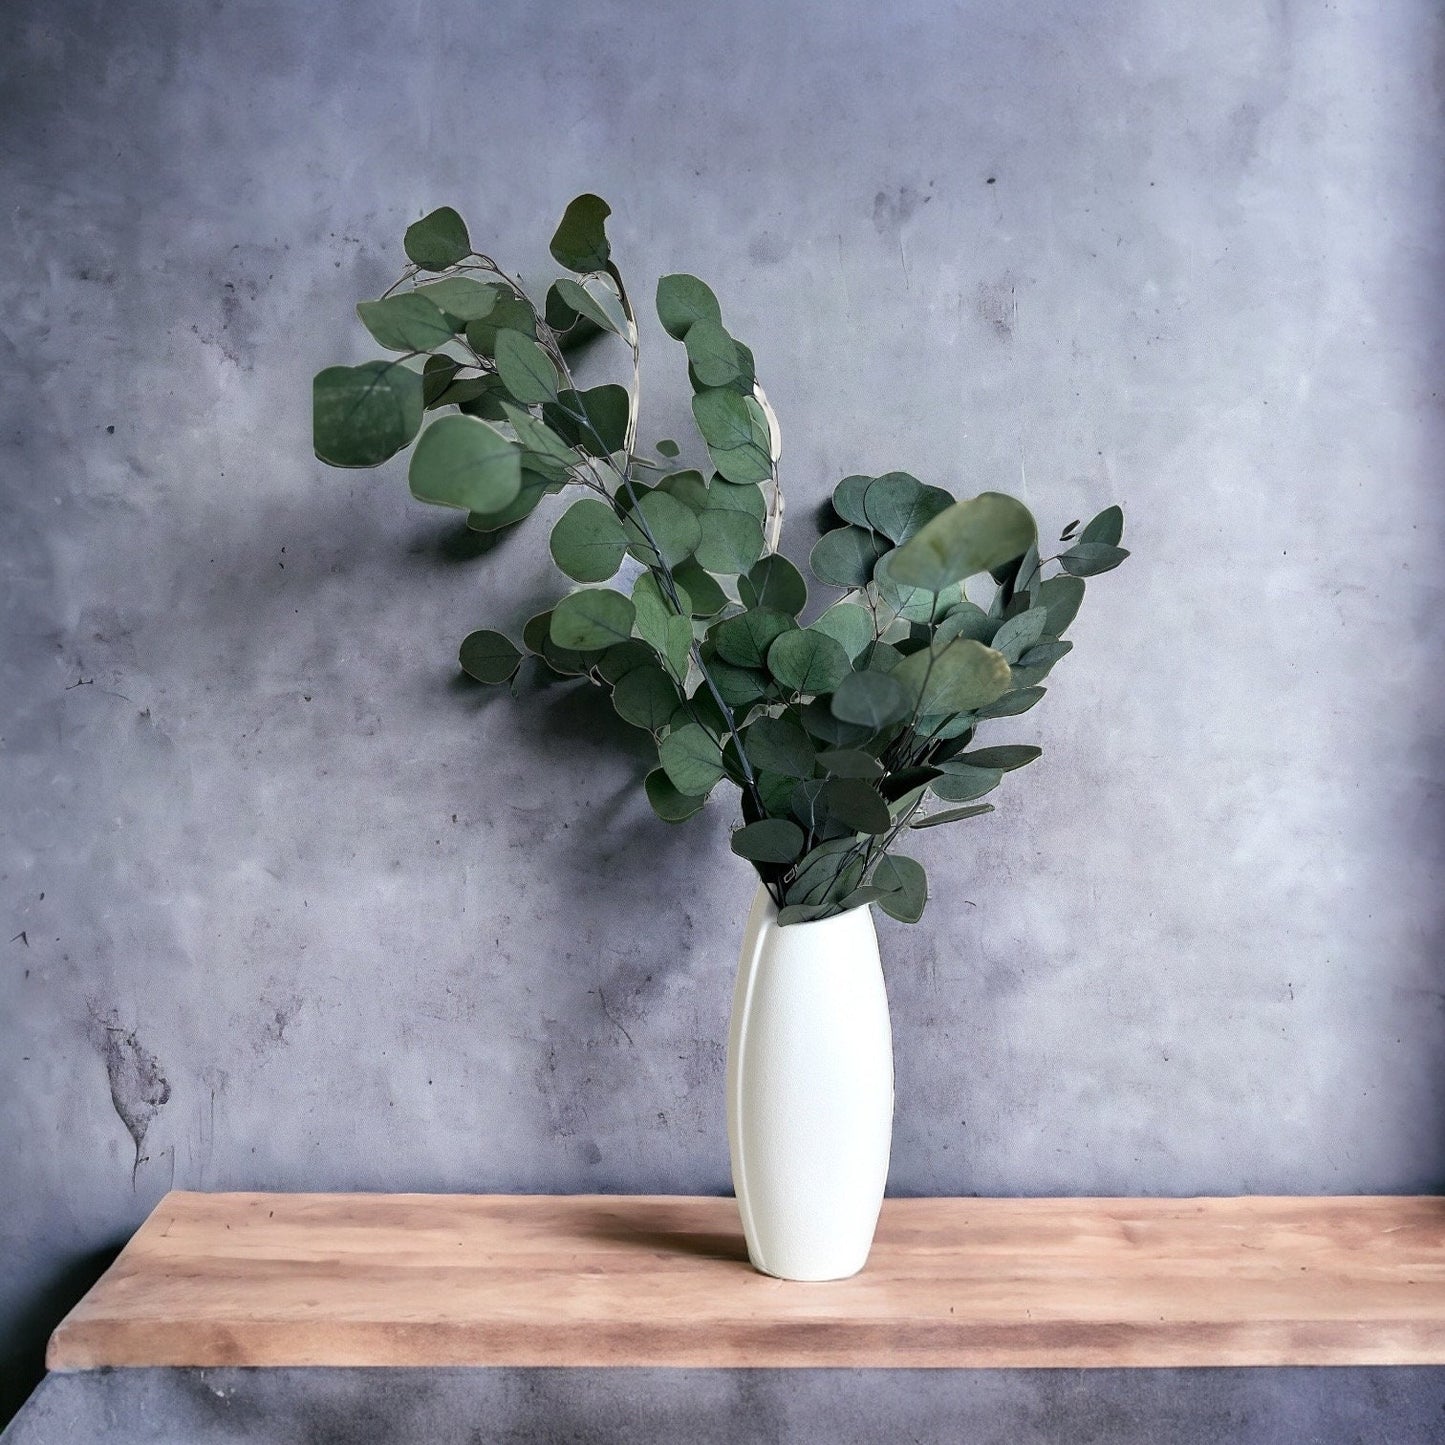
[45,1193,1445,1370]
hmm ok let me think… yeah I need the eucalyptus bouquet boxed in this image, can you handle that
[313,196,1128,925]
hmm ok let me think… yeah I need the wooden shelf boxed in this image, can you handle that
[47,1192,1445,1370]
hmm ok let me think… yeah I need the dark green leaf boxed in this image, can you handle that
[632,573,694,679]
[408,414,521,512]
[744,715,816,778]
[888,492,1036,593]
[673,560,728,616]
[872,855,927,923]
[1010,639,1073,685]
[551,277,620,335]
[595,639,655,684]
[422,354,461,406]
[466,468,549,532]
[549,193,611,273]
[712,608,796,669]
[645,768,707,823]
[656,272,722,340]
[658,721,725,795]
[465,293,538,356]
[313,361,423,469]
[417,276,498,321]
[656,439,680,458]
[1038,575,1086,636]
[861,472,954,543]
[707,657,770,707]
[934,600,995,644]
[549,498,627,582]
[494,330,559,404]
[694,508,764,573]
[706,478,767,521]
[975,685,1046,718]
[356,293,454,352]
[731,818,806,864]
[930,763,1002,803]
[611,664,681,732]
[961,745,1040,772]
[785,838,865,909]
[809,602,873,659]
[458,629,521,684]
[1059,541,1130,577]
[1079,504,1124,547]
[911,803,995,829]
[544,384,629,457]
[822,778,890,833]
[549,588,636,650]
[739,554,807,615]
[809,526,890,587]
[831,475,874,527]
[656,469,709,513]
[404,207,471,270]
[830,670,909,730]
[817,748,883,778]
[892,638,1012,715]
[874,551,958,623]
[989,605,1048,663]
[767,629,850,696]
[623,489,703,567]
[683,318,741,386]
[691,388,772,483]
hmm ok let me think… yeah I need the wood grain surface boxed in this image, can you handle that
[46,1192,1445,1369]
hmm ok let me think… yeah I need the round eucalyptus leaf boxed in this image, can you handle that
[789,777,830,832]
[356,293,455,353]
[595,639,655,684]
[821,778,890,834]
[752,769,797,818]
[691,389,772,484]
[404,207,471,270]
[830,670,909,730]
[466,469,548,532]
[656,273,722,340]
[860,472,954,543]
[544,384,629,456]
[416,276,498,321]
[694,508,765,574]
[656,469,709,513]
[1038,575,1086,636]
[888,492,1037,593]
[767,629,850,696]
[711,608,796,669]
[706,656,770,707]
[624,489,703,567]
[892,638,1011,715]
[743,715,815,779]
[730,818,806,864]
[549,498,628,582]
[658,722,725,796]
[809,526,890,588]
[798,699,872,747]
[522,610,552,655]
[458,629,521,684]
[831,475,875,527]
[466,294,538,355]
[808,602,873,660]
[934,601,995,645]
[975,685,1046,718]
[549,588,636,650]
[706,478,767,521]
[816,748,883,779]
[672,560,729,617]
[612,664,681,733]
[873,855,927,923]
[656,439,681,458]
[739,554,807,615]
[551,277,619,335]
[785,838,865,910]
[1010,639,1073,687]
[1079,504,1124,547]
[422,354,461,407]
[408,414,521,513]
[989,605,1049,663]
[1058,541,1130,577]
[960,745,1041,772]
[874,551,958,623]
[313,362,423,469]
[930,764,1002,803]
[494,329,559,404]
[683,318,742,386]
[645,768,707,823]
[549,193,611,273]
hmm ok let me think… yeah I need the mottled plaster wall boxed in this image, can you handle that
[2,0,1443,1433]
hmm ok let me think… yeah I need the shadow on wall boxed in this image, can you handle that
[0,1245,122,1429]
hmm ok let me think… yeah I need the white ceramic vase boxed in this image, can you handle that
[726,881,895,1281]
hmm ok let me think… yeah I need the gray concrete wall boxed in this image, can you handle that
[2,0,1442,1436]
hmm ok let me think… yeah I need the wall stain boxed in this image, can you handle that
[93,1014,172,1183]
[976,274,1019,341]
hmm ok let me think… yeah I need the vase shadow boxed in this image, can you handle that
[574,1199,750,1265]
